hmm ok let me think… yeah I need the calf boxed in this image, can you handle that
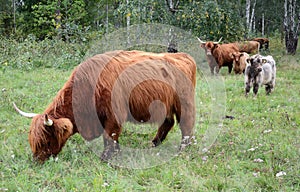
[244,54,276,96]
[230,52,249,74]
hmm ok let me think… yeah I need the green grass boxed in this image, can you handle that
[1,41,300,191]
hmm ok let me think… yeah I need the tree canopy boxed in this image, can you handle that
[1,0,299,53]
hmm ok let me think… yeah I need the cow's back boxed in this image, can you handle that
[84,50,196,125]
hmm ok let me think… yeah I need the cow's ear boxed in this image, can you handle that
[240,53,244,57]
[248,58,254,65]
[200,43,205,48]
[230,53,234,59]
[54,118,73,143]
[262,59,267,63]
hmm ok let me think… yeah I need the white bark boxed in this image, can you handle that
[246,0,251,30]
[284,0,288,30]
[249,0,256,32]
[13,0,16,32]
[169,0,173,9]
[262,13,264,36]
[284,0,299,54]
[106,3,108,33]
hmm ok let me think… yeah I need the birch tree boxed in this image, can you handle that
[284,0,300,55]
[246,0,256,34]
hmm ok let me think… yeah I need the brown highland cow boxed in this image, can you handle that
[14,50,197,162]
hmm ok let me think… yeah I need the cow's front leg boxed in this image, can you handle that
[253,83,259,96]
[245,82,251,96]
[101,122,121,161]
[228,64,233,74]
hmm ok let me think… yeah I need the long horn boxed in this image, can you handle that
[213,37,223,44]
[197,37,206,44]
[44,114,53,126]
[13,102,38,118]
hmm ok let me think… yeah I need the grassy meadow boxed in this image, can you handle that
[0,37,300,191]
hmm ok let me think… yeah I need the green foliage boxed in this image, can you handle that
[177,1,245,41]
[0,36,87,71]
[30,0,88,41]
[0,0,274,42]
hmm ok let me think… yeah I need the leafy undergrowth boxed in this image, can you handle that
[1,54,299,191]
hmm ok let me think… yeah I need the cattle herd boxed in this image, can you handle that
[13,37,276,163]
[198,37,276,96]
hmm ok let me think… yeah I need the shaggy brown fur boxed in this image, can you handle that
[236,41,260,54]
[26,50,196,162]
[201,42,239,74]
[251,37,269,50]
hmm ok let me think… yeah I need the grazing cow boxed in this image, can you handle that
[252,37,269,50]
[230,52,250,74]
[13,50,196,162]
[244,54,276,96]
[236,41,260,54]
[198,37,239,74]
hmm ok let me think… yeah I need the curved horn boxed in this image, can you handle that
[213,37,223,44]
[197,37,206,44]
[44,114,53,126]
[13,102,38,118]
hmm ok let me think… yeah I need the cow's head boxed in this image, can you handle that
[230,52,244,62]
[247,58,263,77]
[13,103,73,162]
[198,37,222,56]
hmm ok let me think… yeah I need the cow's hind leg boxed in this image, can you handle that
[152,117,175,147]
[265,84,273,95]
[178,103,195,150]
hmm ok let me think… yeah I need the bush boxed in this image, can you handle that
[0,35,87,71]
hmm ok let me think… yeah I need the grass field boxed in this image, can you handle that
[1,40,300,191]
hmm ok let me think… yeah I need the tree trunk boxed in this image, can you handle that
[249,0,256,33]
[246,0,250,30]
[126,0,130,46]
[284,0,299,55]
[106,2,108,33]
[12,0,16,33]
[55,0,61,39]
[262,13,264,36]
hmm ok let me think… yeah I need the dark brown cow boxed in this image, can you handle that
[236,41,260,54]
[230,52,250,74]
[251,37,269,50]
[13,50,196,162]
[198,37,239,74]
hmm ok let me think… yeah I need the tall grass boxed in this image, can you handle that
[0,37,299,191]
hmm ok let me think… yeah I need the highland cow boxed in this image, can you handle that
[198,37,239,74]
[236,41,260,54]
[252,37,269,50]
[13,50,196,162]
